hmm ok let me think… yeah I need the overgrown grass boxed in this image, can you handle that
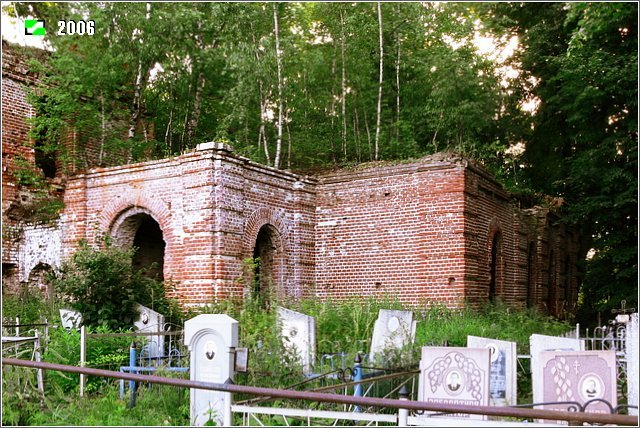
[3,295,573,425]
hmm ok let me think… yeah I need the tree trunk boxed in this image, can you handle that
[273,3,284,169]
[340,8,348,159]
[127,3,152,143]
[395,33,401,142]
[99,91,105,165]
[375,2,384,161]
[364,110,373,161]
[186,71,205,144]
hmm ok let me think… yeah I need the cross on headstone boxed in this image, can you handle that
[611,300,636,316]
[611,300,636,324]
[573,360,581,375]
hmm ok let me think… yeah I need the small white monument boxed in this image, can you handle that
[185,314,238,426]
[467,335,517,406]
[59,309,83,329]
[530,333,585,405]
[369,309,416,362]
[134,304,165,359]
[627,313,638,417]
[277,307,316,374]
[417,346,491,421]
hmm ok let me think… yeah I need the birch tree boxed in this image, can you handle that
[273,3,284,169]
[375,2,384,160]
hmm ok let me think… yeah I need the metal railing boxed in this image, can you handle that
[3,358,638,426]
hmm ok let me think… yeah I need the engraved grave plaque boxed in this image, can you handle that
[417,346,491,420]
[467,335,517,406]
[530,333,584,407]
[538,351,617,418]
[184,314,238,426]
[369,309,416,362]
[277,307,316,374]
[133,304,165,359]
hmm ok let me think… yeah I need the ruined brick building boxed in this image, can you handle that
[2,41,586,317]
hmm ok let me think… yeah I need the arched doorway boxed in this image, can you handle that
[252,224,282,304]
[27,263,54,299]
[489,232,502,302]
[111,211,165,281]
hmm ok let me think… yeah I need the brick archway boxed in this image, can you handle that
[99,192,174,281]
[243,208,292,299]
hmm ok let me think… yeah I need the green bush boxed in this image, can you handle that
[51,237,183,330]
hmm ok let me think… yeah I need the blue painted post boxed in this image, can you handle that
[129,342,137,408]
[353,353,362,413]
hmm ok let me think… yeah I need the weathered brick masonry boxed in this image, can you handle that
[3,42,585,316]
[59,143,317,305]
[55,146,583,315]
[2,40,42,266]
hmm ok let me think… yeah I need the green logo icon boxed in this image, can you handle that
[25,19,46,36]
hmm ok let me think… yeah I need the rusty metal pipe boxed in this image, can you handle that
[3,358,638,426]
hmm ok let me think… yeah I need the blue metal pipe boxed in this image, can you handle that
[129,342,137,408]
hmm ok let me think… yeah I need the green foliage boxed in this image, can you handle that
[50,237,182,330]
[482,2,638,321]
[2,287,57,324]
[25,384,189,426]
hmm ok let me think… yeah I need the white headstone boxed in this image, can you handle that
[133,304,165,359]
[467,336,517,406]
[369,309,416,362]
[417,346,491,421]
[184,314,238,426]
[530,333,585,405]
[59,309,82,329]
[537,351,617,417]
[277,307,316,374]
[627,313,638,416]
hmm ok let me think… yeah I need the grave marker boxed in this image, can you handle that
[369,309,416,362]
[184,314,238,426]
[417,346,491,420]
[59,309,82,330]
[467,335,517,406]
[133,304,165,359]
[537,351,617,417]
[276,307,316,374]
[530,333,584,406]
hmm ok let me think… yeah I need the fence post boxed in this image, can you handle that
[15,316,20,337]
[35,331,45,400]
[80,325,86,397]
[353,353,363,413]
[129,342,137,409]
[398,385,409,427]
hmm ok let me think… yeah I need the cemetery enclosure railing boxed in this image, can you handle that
[4,358,638,426]
[79,324,186,396]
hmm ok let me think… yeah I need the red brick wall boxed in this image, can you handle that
[60,143,317,305]
[60,146,583,313]
[315,157,467,307]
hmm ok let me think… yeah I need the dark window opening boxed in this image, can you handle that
[34,138,57,179]
[132,215,165,281]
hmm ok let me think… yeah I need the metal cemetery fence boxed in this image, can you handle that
[3,358,638,426]
[2,318,49,399]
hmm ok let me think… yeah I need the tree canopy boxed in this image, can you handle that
[6,2,637,321]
